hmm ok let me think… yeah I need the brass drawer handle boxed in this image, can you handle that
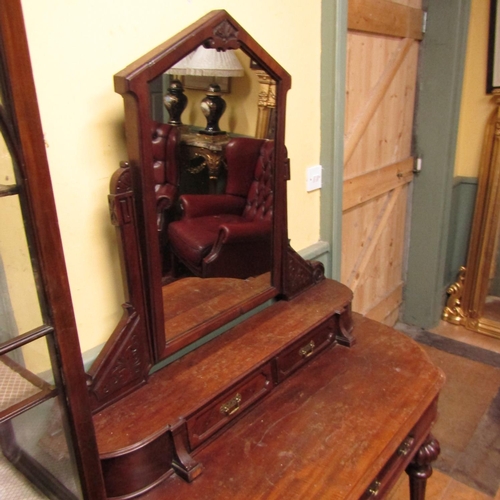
[299,340,315,358]
[220,393,242,416]
[367,480,381,497]
[397,437,415,457]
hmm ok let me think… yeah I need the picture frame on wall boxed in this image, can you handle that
[488,0,500,92]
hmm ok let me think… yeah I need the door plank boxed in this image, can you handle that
[343,157,414,211]
[344,37,413,164]
[364,281,404,322]
[348,0,423,40]
[347,185,402,290]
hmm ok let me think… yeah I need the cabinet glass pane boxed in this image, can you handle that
[0,195,43,340]
[0,337,54,417]
[1,397,83,499]
[0,126,16,190]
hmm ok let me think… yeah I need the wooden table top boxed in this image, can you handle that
[94,279,353,455]
[140,314,445,499]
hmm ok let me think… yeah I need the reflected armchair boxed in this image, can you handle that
[168,137,273,279]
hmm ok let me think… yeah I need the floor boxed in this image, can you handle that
[2,320,500,499]
[389,321,500,500]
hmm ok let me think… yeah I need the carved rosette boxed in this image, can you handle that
[204,20,241,51]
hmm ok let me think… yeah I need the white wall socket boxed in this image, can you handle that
[306,165,322,192]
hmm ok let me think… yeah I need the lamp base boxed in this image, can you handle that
[164,79,187,126]
[200,83,226,135]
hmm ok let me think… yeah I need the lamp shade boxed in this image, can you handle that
[166,46,244,78]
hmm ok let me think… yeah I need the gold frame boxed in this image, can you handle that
[443,91,500,338]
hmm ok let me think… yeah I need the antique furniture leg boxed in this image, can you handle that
[405,434,440,500]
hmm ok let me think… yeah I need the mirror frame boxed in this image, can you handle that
[87,10,325,412]
[443,91,500,338]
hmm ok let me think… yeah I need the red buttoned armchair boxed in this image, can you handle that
[168,137,273,279]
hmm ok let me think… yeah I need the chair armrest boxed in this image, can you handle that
[156,183,177,230]
[180,194,246,219]
[218,220,272,244]
[156,183,176,208]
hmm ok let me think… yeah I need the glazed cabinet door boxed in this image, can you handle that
[0,1,105,498]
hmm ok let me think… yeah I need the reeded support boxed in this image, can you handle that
[405,434,440,500]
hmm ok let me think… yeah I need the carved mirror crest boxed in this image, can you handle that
[87,11,324,411]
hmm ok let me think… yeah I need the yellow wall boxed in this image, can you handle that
[455,0,496,177]
[20,0,322,353]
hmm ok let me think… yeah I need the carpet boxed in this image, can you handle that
[397,325,500,497]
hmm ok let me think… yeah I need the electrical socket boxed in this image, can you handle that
[306,165,322,192]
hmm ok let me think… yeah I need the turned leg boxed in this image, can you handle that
[405,434,440,500]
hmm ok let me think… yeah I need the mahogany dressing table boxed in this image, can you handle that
[85,11,444,500]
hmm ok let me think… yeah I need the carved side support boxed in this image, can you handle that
[282,244,325,299]
[87,164,152,412]
[337,302,356,347]
[170,421,203,483]
[405,434,440,500]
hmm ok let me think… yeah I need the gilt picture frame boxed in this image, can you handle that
[488,0,500,92]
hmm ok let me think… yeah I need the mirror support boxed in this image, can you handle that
[87,10,327,412]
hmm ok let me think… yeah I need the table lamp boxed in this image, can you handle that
[166,46,244,135]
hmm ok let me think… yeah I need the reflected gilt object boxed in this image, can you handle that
[443,90,500,338]
[254,68,276,139]
[442,266,466,325]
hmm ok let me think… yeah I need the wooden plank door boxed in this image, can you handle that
[343,0,424,325]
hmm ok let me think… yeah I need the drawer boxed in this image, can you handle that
[360,400,438,499]
[360,434,418,499]
[187,364,273,449]
[274,317,336,383]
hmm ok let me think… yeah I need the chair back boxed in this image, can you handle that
[224,137,274,221]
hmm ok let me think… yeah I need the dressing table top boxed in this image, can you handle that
[140,314,445,500]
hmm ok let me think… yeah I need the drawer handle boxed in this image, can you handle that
[367,480,381,497]
[397,437,415,457]
[299,340,316,358]
[220,393,242,416]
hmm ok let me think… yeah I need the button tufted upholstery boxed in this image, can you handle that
[168,137,274,279]
[151,122,181,275]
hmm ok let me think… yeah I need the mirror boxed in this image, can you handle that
[147,47,275,345]
[87,11,324,410]
[109,10,290,366]
[443,91,500,337]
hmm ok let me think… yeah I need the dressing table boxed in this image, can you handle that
[85,10,444,499]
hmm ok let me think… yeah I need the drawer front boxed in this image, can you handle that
[360,399,438,499]
[361,435,418,499]
[274,317,336,383]
[187,364,273,449]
